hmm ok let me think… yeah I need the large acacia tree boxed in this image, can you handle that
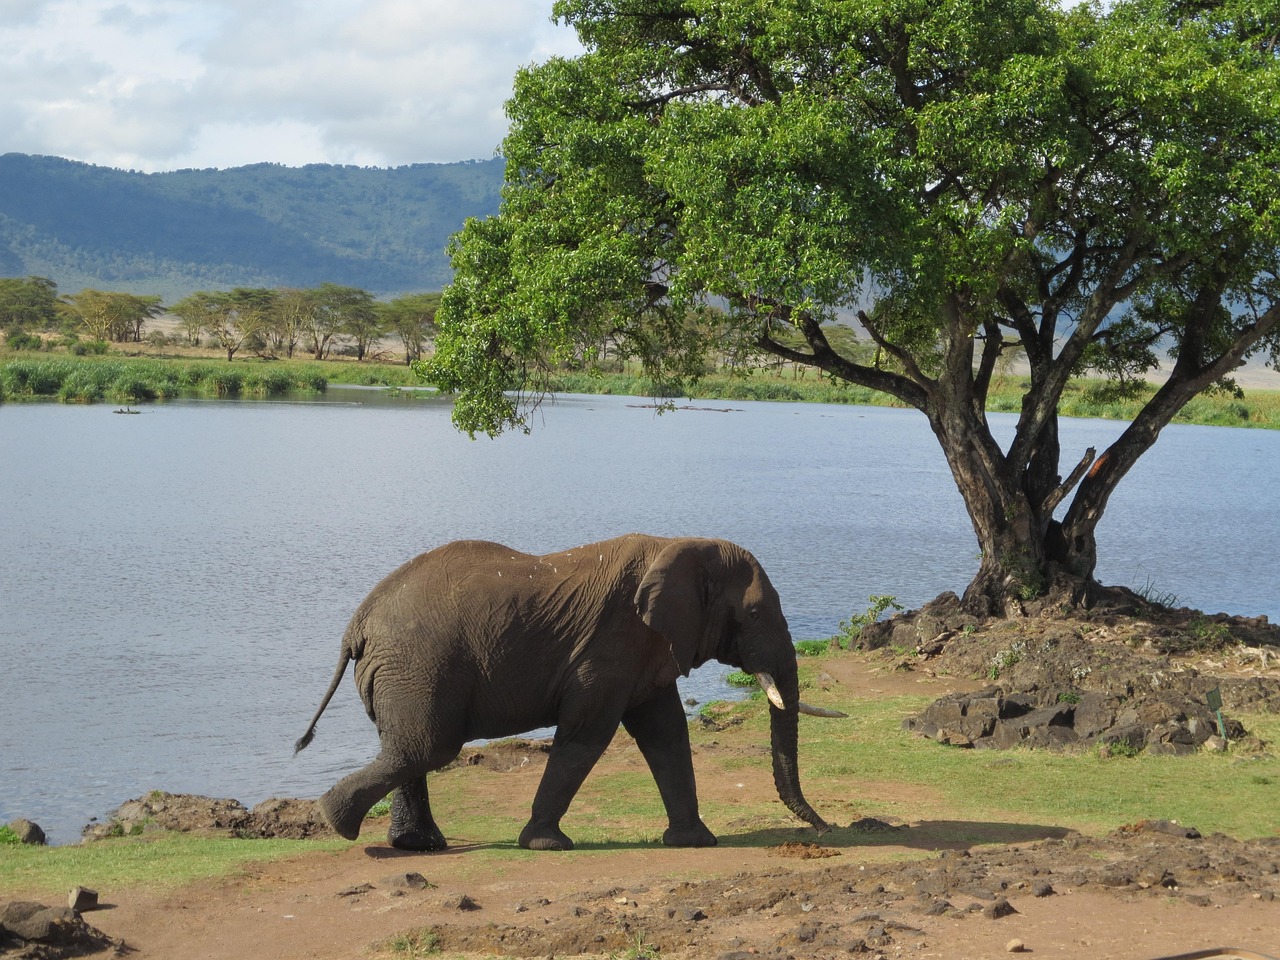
[425,0,1280,614]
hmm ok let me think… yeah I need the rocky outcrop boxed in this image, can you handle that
[81,793,334,841]
[4,820,46,845]
[0,900,123,958]
[903,685,1247,754]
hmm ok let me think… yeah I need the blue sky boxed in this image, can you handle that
[1,0,582,172]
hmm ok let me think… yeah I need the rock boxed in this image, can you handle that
[82,792,251,840]
[381,872,432,891]
[1007,938,1028,953]
[446,894,481,911]
[6,819,46,845]
[983,898,1018,919]
[4,906,79,942]
[1137,819,1201,839]
[1031,881,1055,897]
[336,883,374,898]
[0,900,125,955]
[67,887,98,912]
[247,797,335,839]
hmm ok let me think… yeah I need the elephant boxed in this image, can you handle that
[295,534,842,852]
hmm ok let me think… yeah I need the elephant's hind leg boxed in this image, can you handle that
[319,751,417,841]
[389,777,447,851]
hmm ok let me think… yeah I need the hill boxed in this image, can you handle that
[0,154,505,301]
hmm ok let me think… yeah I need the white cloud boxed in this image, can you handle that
[0,0,582,171]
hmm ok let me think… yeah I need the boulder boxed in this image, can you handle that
[0,900,123,955]
[6,819,46,845]
[906,687,1240,754]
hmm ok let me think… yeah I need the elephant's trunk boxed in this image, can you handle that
[767,674,831,835]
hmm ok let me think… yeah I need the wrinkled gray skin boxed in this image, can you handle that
[296,534,830,851]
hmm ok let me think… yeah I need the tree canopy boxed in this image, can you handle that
[425,0,1280,613]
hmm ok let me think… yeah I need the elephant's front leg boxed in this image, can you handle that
[389,777,447,852]
[622,687,716,847]
[519,717,619,851]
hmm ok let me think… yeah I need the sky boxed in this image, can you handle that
[1,0,583,172]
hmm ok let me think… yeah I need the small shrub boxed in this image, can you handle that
[1100,739,1141,759]
[0,825,20,844]
[988,640,1027,680]
[835,594,903,649]
[4,329,44,351]
[1187,616,1234,652]
[57,369,107,402]
[795,639,830,657]
[724,670,756,687]
[382,928,441,957]
[208,370,243,396]
[111,375,159,403]
[69,339,110,356]
[1135,576,1180,609]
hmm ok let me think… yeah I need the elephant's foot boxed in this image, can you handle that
[389,782,446,851]
[389,824,447,852]
[318,787,365,841]
[662,822,717,847]
[518,822,574,851]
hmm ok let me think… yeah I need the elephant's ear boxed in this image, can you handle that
[634,540,714,677]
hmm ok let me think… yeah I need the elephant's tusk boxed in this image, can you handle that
[755,672,848,717]
[798,702,848,718]
[754,672,787,710]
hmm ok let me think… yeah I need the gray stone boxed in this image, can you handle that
[68,886,98,912]
[7,819,46,845]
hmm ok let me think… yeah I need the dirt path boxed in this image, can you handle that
[8,650,1280,960]
[79,815,1280,960]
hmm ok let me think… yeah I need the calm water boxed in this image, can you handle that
[2,388,1277,843]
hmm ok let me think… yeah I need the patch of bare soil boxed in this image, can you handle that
[5,606,1279,960]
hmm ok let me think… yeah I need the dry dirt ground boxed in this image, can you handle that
[6,621,1280,960]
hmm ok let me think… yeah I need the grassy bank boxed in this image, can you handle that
[0,354,421,403]
[549,370,1280,429]
[2,352,1279,429]
[3,655,1276,900]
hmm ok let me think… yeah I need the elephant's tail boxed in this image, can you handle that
[295,649,352,754]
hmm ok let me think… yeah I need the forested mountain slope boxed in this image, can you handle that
[0,154,504,300]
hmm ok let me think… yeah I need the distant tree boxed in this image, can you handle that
[270,288,317,359]
[61,290,163,343]
[323,284,381,361]
[302,284,350,360]
[0,276,59,330]
[212,288,277,361]
[170,293,217,347]
[172,288,274,361]
[380,292,441,364]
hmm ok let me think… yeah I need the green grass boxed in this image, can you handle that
[0,354,422,403]
[0,834,349,899]
[3,660,1275,900]
[4,351,1279,428]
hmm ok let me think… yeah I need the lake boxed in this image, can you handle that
[2,388,1277,843]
